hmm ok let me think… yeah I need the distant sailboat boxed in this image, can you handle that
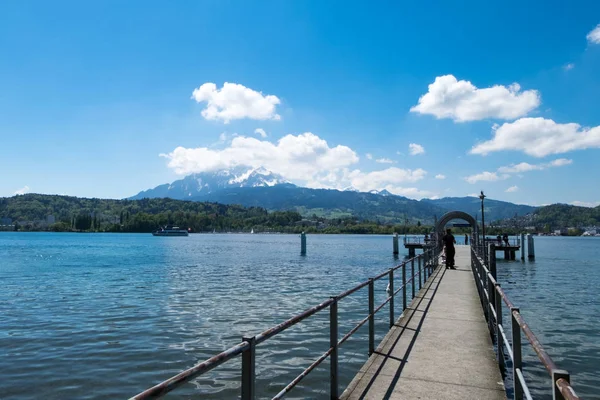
[213,229,216,234]
[251,228,254,234]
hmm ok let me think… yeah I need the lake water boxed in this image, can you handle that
[0,233,598,399]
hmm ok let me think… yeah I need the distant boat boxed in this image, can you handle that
[213,229,216,234]
[251,228,254,234]
[152,225,189,237]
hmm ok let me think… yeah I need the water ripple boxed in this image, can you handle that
[1,233,598,398]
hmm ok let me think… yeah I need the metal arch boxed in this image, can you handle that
[434,211,478,236]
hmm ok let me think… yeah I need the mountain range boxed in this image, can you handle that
[129,167,537,224]
[131,167,293,200]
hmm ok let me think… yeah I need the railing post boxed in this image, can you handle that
[511,308,524,400]
[418,255,422,290]
[489,243,497,281]
[487,276,495,339]
[471,246,475,274]
[495,284,505,374]
[411,259,415,299]
[330,298,338,400]
[424,251,429,281]
[368,279,375,356]
[479,253,484,286]
[402,262,407,311]
[241,336,256,400]
[552,369,571,400]
[388,269,394,328]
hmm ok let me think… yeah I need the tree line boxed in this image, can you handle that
[1,194,439,234]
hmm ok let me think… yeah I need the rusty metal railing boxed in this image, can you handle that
[471,244,580,400]
[130,247,441,400]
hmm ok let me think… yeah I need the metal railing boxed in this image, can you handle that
[483,237,521,247]
[403,235,434,245]
[130,247,441,400]
[471,244,580,400]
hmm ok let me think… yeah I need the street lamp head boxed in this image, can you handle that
[479,190,486,200]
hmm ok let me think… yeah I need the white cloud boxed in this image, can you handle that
[408,143,425,155]
[410,75,540,122]
[550,158,573,167]
[191,82,281,123]
[161,134,436,199]
[466,157,572,187]
[464,171,509,184]
[349,167,426,187]
[161,133,358,182]
[571,201,600,208]
[346,167,431,199]
[254,128,267,138]
[497,158,572,173]
[467,193,479,197]
[375,158,395,164]
[471,117,600,157]
[435,174,446,180]
[563,63,575,71]
[217,132,238,144]
[505,185,519,193]
[587,24,600,44]
[14,186,30,195]
[366,153,373,160]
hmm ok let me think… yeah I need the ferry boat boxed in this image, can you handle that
[152,225,189,236]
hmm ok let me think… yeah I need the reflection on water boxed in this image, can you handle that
[0,233,408,399]
[0,233,598,399]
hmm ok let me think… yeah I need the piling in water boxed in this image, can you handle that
[301,232,307,256]
[521,233,525,260]
[527,234,535,259]
[393,233,399,255]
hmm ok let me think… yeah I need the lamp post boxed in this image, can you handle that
[479,191,486,262]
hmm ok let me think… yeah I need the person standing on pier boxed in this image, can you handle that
[442,228,456,269]
[464,234,469,245]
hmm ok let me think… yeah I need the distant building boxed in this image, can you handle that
[0,217,12,226]
[295,219,318,227]
[47,215,56,224]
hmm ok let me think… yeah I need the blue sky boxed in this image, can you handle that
[1,0,600,206]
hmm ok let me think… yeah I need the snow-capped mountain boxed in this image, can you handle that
[129,167,293,200]
[368,189,394,196]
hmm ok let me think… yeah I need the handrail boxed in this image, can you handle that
[470,245,580,400]
[130,341,250,399]
[130,247,441,400]
[255,297,335,344]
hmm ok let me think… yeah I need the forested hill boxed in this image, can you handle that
[0,194,303,233]
[422,197,536,221]
[529,203,600,228]
[0,194,432,234]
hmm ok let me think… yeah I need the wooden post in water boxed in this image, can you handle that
[520,233,525,260]
[527,234,535,260]
[393,233,399,255]
[300,232,307,256]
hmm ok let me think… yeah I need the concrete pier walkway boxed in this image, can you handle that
[341,246,506,400]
